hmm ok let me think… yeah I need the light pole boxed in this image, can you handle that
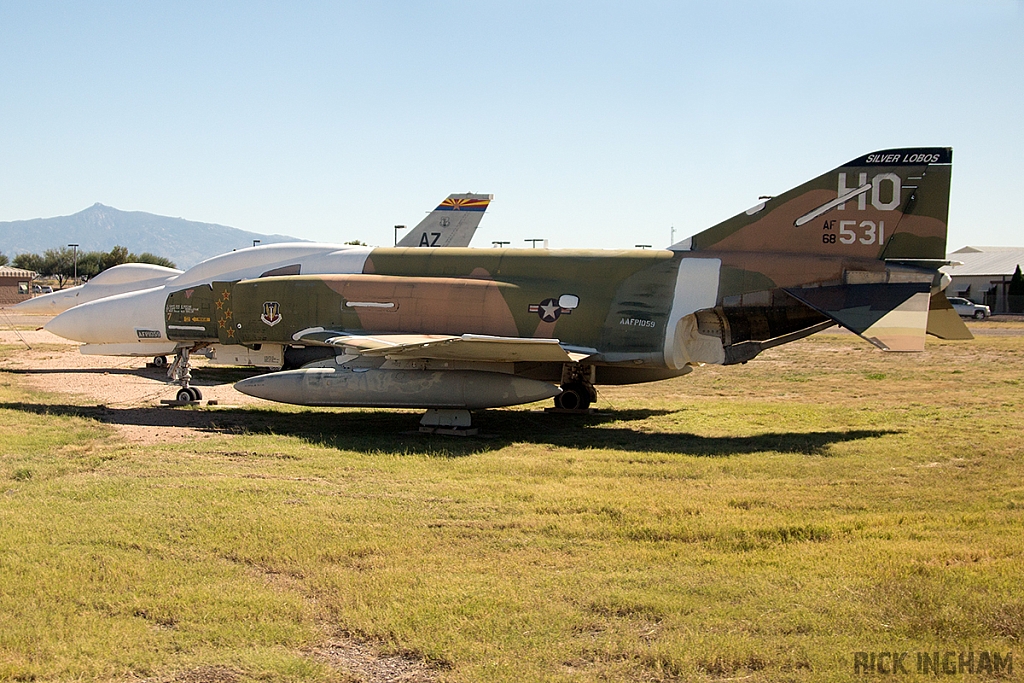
[492,241,510,248]
[68,244,79,284]
[525,238,544,248]
[635,244,652,250]
[394,225,406,246]
[253,239,261,248]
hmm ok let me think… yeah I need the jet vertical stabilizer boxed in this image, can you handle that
[397,193,492,248]
[669,148,958,352]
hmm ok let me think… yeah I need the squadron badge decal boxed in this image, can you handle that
[260,301,282,327]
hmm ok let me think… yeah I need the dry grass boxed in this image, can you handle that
[1,323,1022,682]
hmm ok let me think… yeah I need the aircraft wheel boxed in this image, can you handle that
[153,356,168,368]
[190,387,203,401]
[555,383,591,411]
[176,388,194,403]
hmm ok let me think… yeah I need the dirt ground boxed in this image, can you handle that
[0,328,266,409]
[0,310,279,445]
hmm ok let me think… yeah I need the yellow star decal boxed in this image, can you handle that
[224,310,232,320]
[215,300,224,310]
[226,328,235,338]
[218,319,225,328]
[221,290,231,301]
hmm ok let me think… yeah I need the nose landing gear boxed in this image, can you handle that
[167,345,205,403]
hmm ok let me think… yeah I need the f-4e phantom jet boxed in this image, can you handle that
[47,150,967,427]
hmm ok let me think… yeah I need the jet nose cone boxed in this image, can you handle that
[15,288,80,314]
[44,286,168,345]
[13,296,55,313]
[44,305,89,341]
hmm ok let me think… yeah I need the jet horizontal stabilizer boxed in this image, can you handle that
[785,282,931,352]
[926,291,974,340]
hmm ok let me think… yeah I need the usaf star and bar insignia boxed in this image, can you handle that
[528,294,579,323]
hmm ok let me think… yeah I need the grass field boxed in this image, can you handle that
[1,327,1022,682]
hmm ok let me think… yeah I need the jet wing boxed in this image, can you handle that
[292,329,587,363]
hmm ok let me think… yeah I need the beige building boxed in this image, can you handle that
[0,266,37,306]
[942,246,1024,314]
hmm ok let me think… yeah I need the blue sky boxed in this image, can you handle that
[1,1,1021,251]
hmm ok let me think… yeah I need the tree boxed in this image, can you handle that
[1010,265,1024,296]
[76,251,104,280]
[0,252,8,267]
[40,247,77,288]
[13,252,44,273]
[1009,264,1024,314]
[100,245,131,271]
[132,252,176,269]
[10,245,177,282]
[97,246,175,270]
[344,240,368,246]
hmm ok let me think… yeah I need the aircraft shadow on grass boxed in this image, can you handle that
[0,400,899,458]
[2,366,260,384]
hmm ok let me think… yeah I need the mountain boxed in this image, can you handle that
[0,204,304,269]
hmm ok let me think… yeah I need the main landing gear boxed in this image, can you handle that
[553,363,597,411]
[167,346,203,403]
[175,386,202,403]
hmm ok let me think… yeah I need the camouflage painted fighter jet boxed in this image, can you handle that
[47,149,967,426]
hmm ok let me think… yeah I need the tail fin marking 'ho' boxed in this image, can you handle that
[672,148,952,262]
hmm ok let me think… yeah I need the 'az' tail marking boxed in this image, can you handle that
[397,193,493,248]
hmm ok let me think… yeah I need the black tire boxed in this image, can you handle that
[555,383,591,411]
[153,356,167,368]
[974,310,984,319]
[190,387,203,401]
[176,388,193,402]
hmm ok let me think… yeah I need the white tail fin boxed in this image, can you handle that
[397,193,492,248]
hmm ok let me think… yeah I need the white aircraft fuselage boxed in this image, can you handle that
[14,263,181,315]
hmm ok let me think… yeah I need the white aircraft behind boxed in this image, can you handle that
[17,192,492,316]
[15,262,182,315]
